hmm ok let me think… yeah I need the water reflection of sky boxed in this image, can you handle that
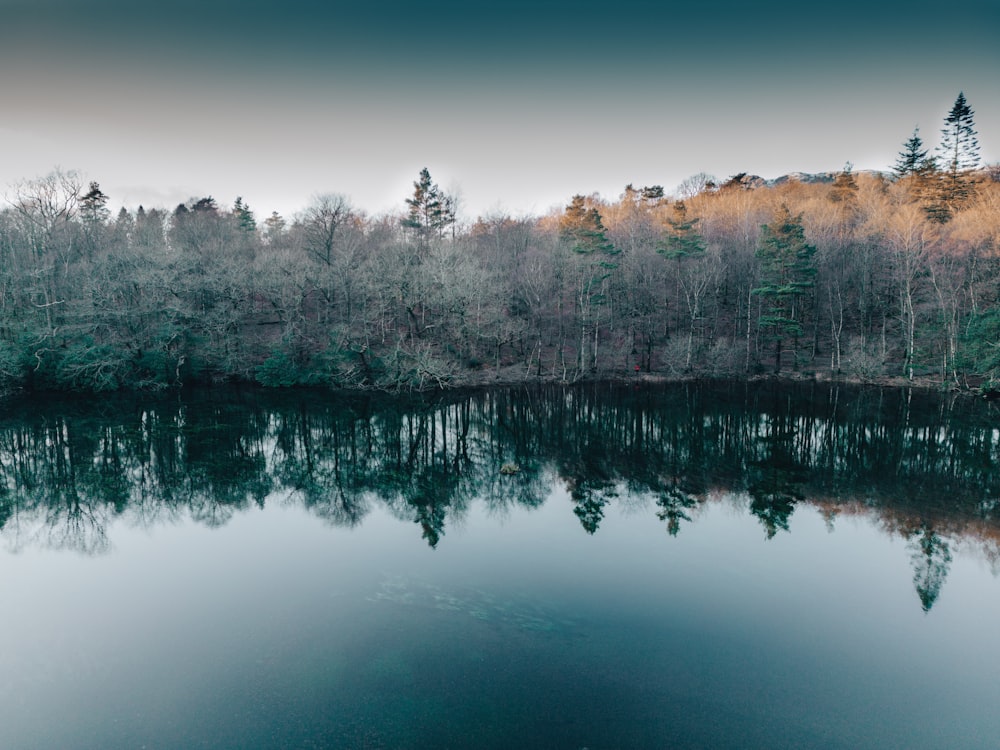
[1,490,998,749]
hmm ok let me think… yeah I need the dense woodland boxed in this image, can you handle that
[0,95,996,393]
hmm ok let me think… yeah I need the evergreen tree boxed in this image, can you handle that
[559,195,618,373]
[640,184,665,203]
[659,201,709,369]
[658,201,705,260]
[893,127,935,178]
[79,181,110,225]
[402,168,455,241]
[112,206,133,246]
[931,93,981,219]
[191,196,218,213]
[938,92,980,174]
[829,163,859,204]
[263,211,286,245]
[559,195,615,255]
[233,196,256,232]
[78,181,111,255]
[135,206,165,248]
[754,206,817,372]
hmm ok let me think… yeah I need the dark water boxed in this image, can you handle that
[0,381,998,749]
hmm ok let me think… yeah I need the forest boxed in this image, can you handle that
[0,94,996,393]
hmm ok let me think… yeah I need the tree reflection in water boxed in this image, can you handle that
[908,523,954,612]
[0,381,996,610]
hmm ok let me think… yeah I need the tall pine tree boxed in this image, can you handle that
[938,92,980,174]
[893,128,935,178]
[930,92,981,220]
[402,168,455,242]
[754,206,817,373]
[560,195,617,373]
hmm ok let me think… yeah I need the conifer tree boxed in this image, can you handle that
[560,195,618,373]
[659,201,710,369]
[79,181,110,226]
[402,168,455,242]
[931,92,981,219]
[79,181,110,255]
[233,197,256,232]
[938,92,980,174]
[754,206,816,372]
[893,128,934,178]
[829,163,859,204]
[559,195,615,256]
[262,212,286,246]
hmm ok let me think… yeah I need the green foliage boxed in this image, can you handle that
[658,201,705,259]
[22,335,132,392]
[956,310,1000,384]
[255,348,330,388]
[939,92,980,174]
[0,338,27,389]
[560,195,615,256]
[79,181,111,225]
[402,168,455,241]
[755,207,816,297]
[928,93,982,219]
[233,197,257,232]
[893,128,935,178]
[753,206,817,370]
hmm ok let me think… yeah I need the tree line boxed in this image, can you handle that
[0,93,995,393]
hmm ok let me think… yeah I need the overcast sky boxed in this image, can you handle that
[1,0,996,221]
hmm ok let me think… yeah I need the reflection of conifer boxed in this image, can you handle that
[908,524,952,612]
[572,488,607,535]
[748,485,800,539]
[416,501,446,549]
[656,485,699,536]
[747,419,806,539]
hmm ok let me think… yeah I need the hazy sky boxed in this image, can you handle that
[1,0,996,221]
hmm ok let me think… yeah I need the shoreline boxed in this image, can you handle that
[4,368,991,402]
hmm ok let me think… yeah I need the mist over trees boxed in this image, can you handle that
[0,94,996,393]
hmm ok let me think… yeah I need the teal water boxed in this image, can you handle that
[0,383,998,748]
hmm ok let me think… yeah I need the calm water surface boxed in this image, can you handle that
[0,382,998,749]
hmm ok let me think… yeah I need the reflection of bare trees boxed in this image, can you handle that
[41,498,112,556]
[0,382,995,599]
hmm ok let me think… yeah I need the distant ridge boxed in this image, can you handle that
[717,170,891,190]
[768,169,888,186]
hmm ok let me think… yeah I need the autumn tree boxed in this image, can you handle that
[878,202,937,379]
[829,163,858,204]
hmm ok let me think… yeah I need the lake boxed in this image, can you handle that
[0,381,998,749]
